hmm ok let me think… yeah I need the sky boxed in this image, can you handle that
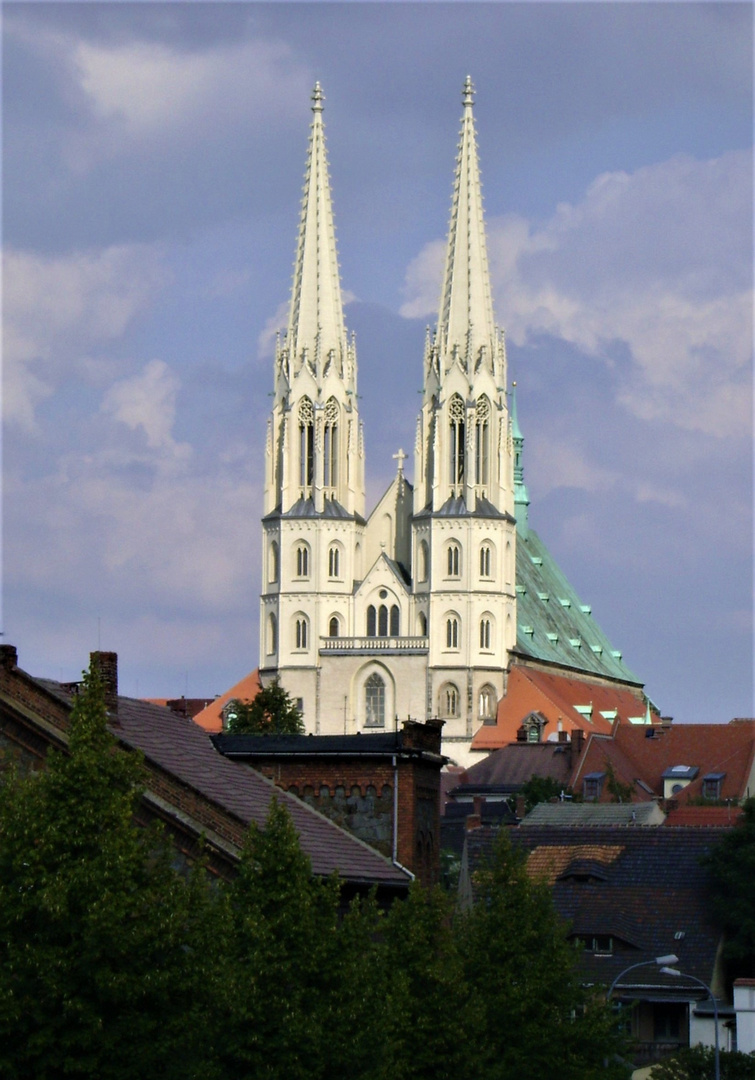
[2,1,753,724]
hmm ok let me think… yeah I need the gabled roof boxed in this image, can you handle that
[520,802,666,827]
[465,824,729,994]
[264,495,364,524]
[472,665,649,752]
[413,494,513,521]
[572,720,755,805]
[462,741,575,790]
[192,669,262,734]
[514,528,640,685]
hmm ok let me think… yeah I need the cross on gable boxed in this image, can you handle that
[393,448,407,475]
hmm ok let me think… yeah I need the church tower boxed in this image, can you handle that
[260,83,366,728]
[412,77,518,748]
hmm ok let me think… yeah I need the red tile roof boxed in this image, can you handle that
[472,665,650,751]
[572,720,755,804]
[192,669,262,733]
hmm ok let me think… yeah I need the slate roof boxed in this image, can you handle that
[33,677,410,888]
[465,824,729,995]
[572,720,755,805]
[413,494,514,521]
[461,741,575,791]
[514,528,640,685]
[520,802,665,827]
[264,496,366,525]
[212,730,442,761]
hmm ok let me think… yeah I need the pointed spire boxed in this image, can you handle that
[437,76,497,366]
[286,82,348,375]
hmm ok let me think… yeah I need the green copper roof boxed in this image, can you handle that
[515,528,640,685]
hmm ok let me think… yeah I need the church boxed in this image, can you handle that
[258,78,646,765]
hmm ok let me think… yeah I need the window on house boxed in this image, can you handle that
[447,543,461,577]
[296,544,309,578]
[446,617,459,649]
[449,394,465,488]
[267,613,277,654]
[418,540,429,582]
[298,397,314,490]
[366,605,376,636]
[328,546,340,578]
[480,617,492,650]
[653,1004,683,1042]
[583,772,605,801]
[328,616,339,638]
[365,673,385,728]
[480,543,492,578]
[390,605,399,636]
[580,935,613,955]
[702,773,725,800]
[295,617,308,650]
[378,604,389,637]
[418,611,428,637]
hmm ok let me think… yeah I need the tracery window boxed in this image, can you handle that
[365,673,386,728]
[446,616,459,650]
[479,684,497,723]
[439,682,460,718]
[328,545,340,578]
[296,544,309,578]
[480,543,492,578]
[323,397,338,490]
[298,397,314,490]
[480,617,492,650]
[475,395,490,488]
[447,542,461,578]
[449,394,465,488]
[295,617,308,650]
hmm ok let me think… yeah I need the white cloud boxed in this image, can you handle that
[401,151,753,438]
[3,245,170,432]
[527,436,619,498]
[102,359,190,459]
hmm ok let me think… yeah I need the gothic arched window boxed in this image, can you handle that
[418,611,428,637]
[378,604,389,637]
[475,395,490,488]
[479,684,497,723]
[480,617,492,650]
[295,544,309,578]
[446,616,459,650]
[367,605,377,637]
[295,616,308,650]
[418,540,429,583]
[298,397,314,491]
[365,673,386,728]
[323,397,338,490]
[480,543,492,578]
[390,605,399,636]
[439,682,460,718]
[267,613,277,655]
[328,615,340,638]
[328,545,340,578]
[269,541,279,584]
[449,394,465,488]
[447,542,461,578]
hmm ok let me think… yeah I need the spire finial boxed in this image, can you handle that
[311,81,324,112]
[462,75,475,107]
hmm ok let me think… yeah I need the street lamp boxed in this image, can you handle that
[660,967,720,1080]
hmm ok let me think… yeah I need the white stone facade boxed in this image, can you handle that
[260,79,517,764]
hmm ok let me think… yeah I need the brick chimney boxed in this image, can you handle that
[570,729,585,760]
[90,651,118,717]
[0,644,18,670]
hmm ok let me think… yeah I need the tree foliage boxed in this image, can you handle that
[649,1045,755,1080]
[520,773,568,812]
[226,676,304,734]
[703,797,755,976]
[0,662,627,1079]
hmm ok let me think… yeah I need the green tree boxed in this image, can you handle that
[520,773,567,813]
[649,1045,755,1079]
[0,665,221,1080]
[458,832,626,1080]
[226,676,304,734]
[703,797,755,976]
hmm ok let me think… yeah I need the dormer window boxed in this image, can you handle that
[583,772,605,801]
[702,773,725,800]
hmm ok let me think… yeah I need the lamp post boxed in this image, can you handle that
[660,967,720,1080]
